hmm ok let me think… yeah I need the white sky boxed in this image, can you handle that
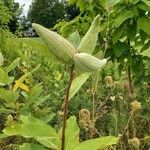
[15,0,32,16]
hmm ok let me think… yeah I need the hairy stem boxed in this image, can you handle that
[61,65,74,150]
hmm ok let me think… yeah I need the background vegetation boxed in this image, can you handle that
[0,0,150,149]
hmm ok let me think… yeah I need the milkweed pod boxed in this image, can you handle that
[78,15,101,54]
[32,23,78,64]
[74,53,107,72]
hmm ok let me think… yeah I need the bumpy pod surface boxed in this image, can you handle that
[78,15,100,54]
[74,53,107,72]
[32,23,78,64]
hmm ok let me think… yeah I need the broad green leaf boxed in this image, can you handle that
[137,17,150,36]
[3,115,60,149]
[68,0,77,5]
[0,68,13,86]
[138,113,150,121]
[59,116,79,150]
[3,124,56,137]
[69,73,91,99]
[102,0,121,9]
[113,10,134,27]
[34,95,51,108]
[112,27,124,44]
[137,2,150,12]
[40,113,55,123]
[78,15,100,54]
[68,31,81,48]
[22,38,57,63]
[35,137,60,149]
[143,0,150,7]
[0,134,8,139]
[113,41,129,57]
[60,16,80,37]
[74,136,118,150]
[24,84,43,107]
[20,143,47,150]
[0,88,19,102]
[65,116,79,150]
[20,115,47,125]
[5,57,21,73]
[129,0,140,5]
[0,52,4,66]
[0,107,14,114]
[140,48,150,57]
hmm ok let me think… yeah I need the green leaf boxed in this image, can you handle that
[0,68,13,86]
[0,134,8,139]
[140,48,150,57]
[130,0,140,5]
[22,38,57,63]
[69,73,91,99]
[113,10,134,27]
[0,52,4,66]
[3,115,60,149]
[143,0,150,7]
[137,2,150,12]
[20,115,47,125]
[0,107,14,114]
[0,88,19,102]
[137,17,150,36]
[3,124,55,138]
[25,84,43,107]
[20,143,47,150]
[112,27,124,44]
[113,41,129,57]
[68,31,81,48]
[5,57,21,73]
[74,136,118,150]
[138,114,150,121]
[102,0,121,9]
[35,137,60,149]
[60,116,79,150]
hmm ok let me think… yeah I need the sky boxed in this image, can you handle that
[15,0,32,16]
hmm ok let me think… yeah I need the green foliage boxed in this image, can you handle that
[28,0,65,28]
[67,30,81,48]
[0,0,150,149]
[22,38,57,63]
[74,136,118,150]
[20,143,47,150]
[1,0,22,33]
[3,115,118,150]
[0,53,54,124]
[0,0,11,26]
[69,73,90,99]
[137,17,150,36]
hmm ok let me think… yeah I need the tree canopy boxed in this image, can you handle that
[28,0,66,28]
[0,0,21,33]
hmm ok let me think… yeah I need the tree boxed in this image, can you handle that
[1,0,22,33]
[28,0,66,28]
[0,0,11,26]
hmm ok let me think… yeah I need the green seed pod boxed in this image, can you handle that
[78,15,100,54]
[32,23,78,64]
[74,53,107,72]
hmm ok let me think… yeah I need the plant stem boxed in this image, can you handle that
[61,65,74,150]
[128,66,134,96]
[90,71,99,138]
